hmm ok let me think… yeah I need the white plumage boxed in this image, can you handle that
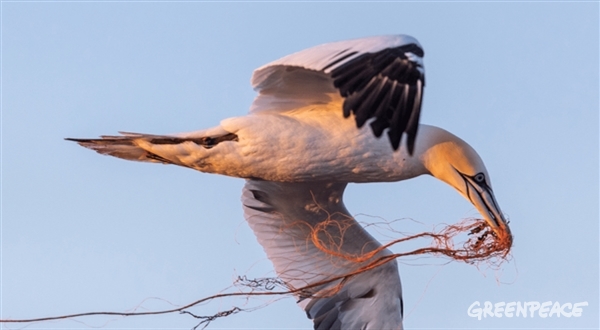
[68,35,511,330]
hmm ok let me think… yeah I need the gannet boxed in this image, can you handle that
[68,35,512,330]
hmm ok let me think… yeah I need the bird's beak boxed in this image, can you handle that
[462,177,512,245]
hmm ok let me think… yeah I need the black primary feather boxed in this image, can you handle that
[329,43,425,154]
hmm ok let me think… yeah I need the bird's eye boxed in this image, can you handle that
[474,173,485,183]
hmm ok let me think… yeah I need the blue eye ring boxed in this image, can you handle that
[474,173,485,183]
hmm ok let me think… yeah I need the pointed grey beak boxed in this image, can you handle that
[461,174,512,245]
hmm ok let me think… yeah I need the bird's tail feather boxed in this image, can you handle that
[66,130,238,165]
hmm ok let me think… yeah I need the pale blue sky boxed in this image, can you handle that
[2,2,598,329]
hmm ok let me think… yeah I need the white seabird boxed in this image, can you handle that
[68,35,512,330]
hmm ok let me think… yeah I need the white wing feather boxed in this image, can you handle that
[248,34,425,153]
[252,35,422,88]
[249,35,421,114]
[242,180,403,330]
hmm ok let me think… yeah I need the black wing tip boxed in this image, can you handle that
[332,44,424,153]
[404,42,424,57]
[387,130,401,151]
[406,141,415,155]
[384,129,417,154]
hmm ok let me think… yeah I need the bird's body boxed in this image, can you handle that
[138,108,435,183]
[68,34,511,330]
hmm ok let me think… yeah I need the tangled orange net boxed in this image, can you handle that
[0,215,512,329]
[276,212,512,301]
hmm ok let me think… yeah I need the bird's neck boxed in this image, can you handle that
[413,124,479,182]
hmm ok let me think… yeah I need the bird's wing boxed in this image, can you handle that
[242,180,403,330]
[250,35,425,153]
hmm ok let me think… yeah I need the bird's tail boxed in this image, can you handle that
[66,130,238,165]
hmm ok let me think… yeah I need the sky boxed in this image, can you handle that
[1,2,598,330]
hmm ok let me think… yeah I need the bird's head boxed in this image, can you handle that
[418,126,512,244]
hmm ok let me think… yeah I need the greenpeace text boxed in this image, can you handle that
[467,301,588,320]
